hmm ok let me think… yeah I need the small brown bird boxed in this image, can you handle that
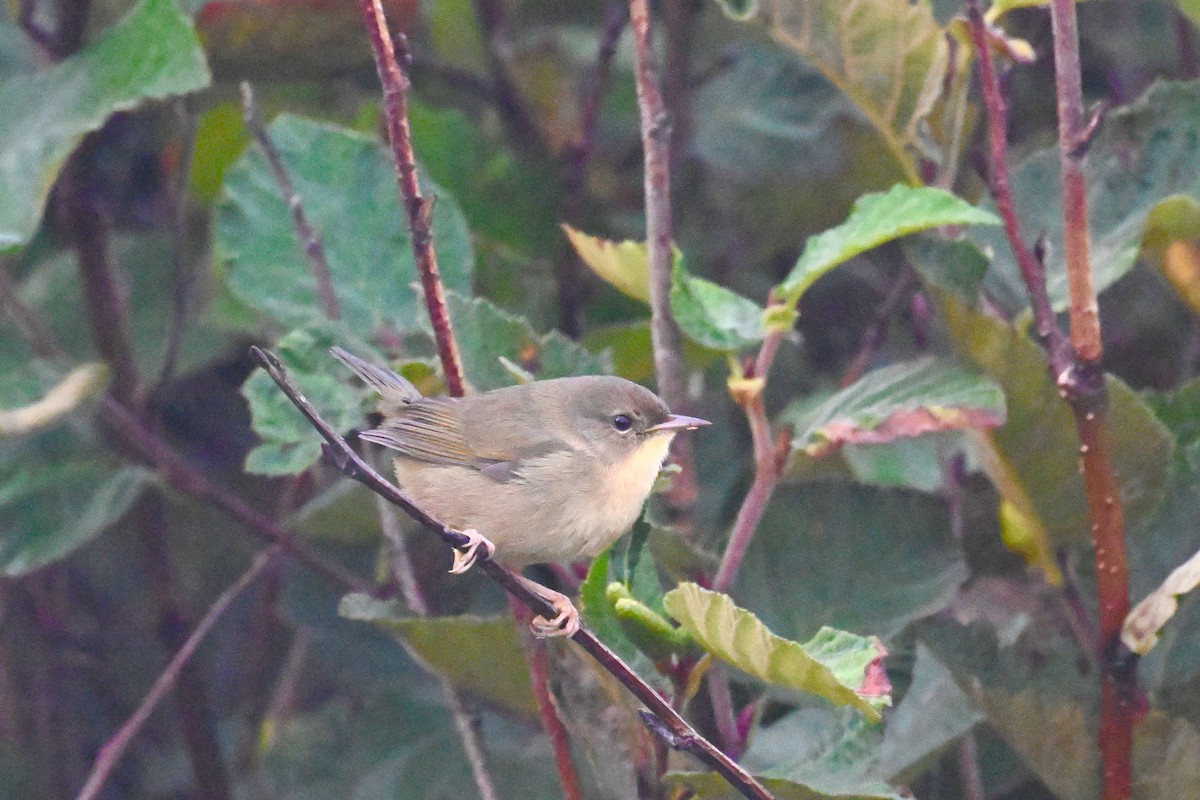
[332,347,709,636]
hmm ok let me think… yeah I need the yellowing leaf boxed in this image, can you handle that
[0,363,107,436]
[663,583,889,721]
[561,224,651,303]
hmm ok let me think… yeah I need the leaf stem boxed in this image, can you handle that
[253,347,776,800]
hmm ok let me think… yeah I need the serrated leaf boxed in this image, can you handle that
[781,185,1001,304]
[721,0,970,184]
[0,435,149,576]
[447,292,610,391]
[671,261,766,351]
[929,286,1174,547]
[216,114,473,335]
[663,583,888,721]
[0,0,211,250]
[561,225,653,303]
[788,357,1005,457]
[972,81,1200,315]
[339,593,536,718]
[667,707,902,799]
[241,327,369,476]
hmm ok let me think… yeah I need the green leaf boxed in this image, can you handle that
[663,583,889,721]
[734,483,966,640]
[720,0,971,184]
[929,286,1174,547]
[0,432,150,576]
[216,114,474,335]
[972,81,1200,314]
[671,261,766,351]
[579,550,671,689]
[562,225,652,303]
[781,185,1001,304]
[875,644,983,781]
[338,594,537,718]
[787,358,1005,457]
[0,0,211,250]
[917,617,1100,800]
[241,327,369,476]
[668,707,902,799]
[447,292,610,391]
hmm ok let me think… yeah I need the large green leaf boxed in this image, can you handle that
[667,708,902,800]
[972,81,1200,314]
[447,292,610,391]
[0,0,211,250]
[715,0,968,184]
[0,430,149,576]
[216,114,474,335]
[930,286,1173,547]
[781,185,1000,305]
[734,483,966,641]
[339,594,536,718]
[787,357,1005,457]
[663,583,889,720]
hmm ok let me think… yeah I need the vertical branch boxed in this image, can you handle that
[629,0,685,413]
[969,4,1135,798]
[356,0,466,396]
[240,83,342,322]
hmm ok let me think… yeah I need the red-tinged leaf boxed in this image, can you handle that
[788,358,1006,458]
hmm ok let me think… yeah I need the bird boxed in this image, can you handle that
[331,347,709,636]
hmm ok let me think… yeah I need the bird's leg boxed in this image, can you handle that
[448,528,496,575]
[513,573,580,638]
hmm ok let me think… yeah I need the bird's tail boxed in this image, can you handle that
[330,347,423,403]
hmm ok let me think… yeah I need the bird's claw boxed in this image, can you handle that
[449,529,495,575]
[530,595,580,639]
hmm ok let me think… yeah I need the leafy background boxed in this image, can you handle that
[3,0,1200,798]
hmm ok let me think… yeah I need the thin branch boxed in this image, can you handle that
[101,397,372,594]
[75,547,280,800]
[241,82,342,321]
[712,327,786,594]
[355,1,467,396]
[0,261,64,361]
[253,346,775,800]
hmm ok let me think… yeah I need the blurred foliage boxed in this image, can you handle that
[4,0,1200,798]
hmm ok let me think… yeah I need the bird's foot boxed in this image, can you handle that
[449,529,496,575]
[515,577,579,638]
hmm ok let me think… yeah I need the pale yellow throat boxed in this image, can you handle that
[598,432,675,529]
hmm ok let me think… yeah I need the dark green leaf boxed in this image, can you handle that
[447,292,610,391]
[339,594,536,718]
[782,185,1000,304]
[663,583,889,720]
[787,357,1005,457]
[0,0,211,249]
[735,483,965,640]
[216,114,474,335]
[1,431,149,576]
[972,81,1200,314]
[930,285,1173,547]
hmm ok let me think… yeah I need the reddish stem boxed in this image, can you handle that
[356,0,467,397]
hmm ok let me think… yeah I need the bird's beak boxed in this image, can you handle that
[647,414,711,433]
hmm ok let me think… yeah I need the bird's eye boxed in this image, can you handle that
[612,414,633,432]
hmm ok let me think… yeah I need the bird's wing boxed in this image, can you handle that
[360,395,570,483]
